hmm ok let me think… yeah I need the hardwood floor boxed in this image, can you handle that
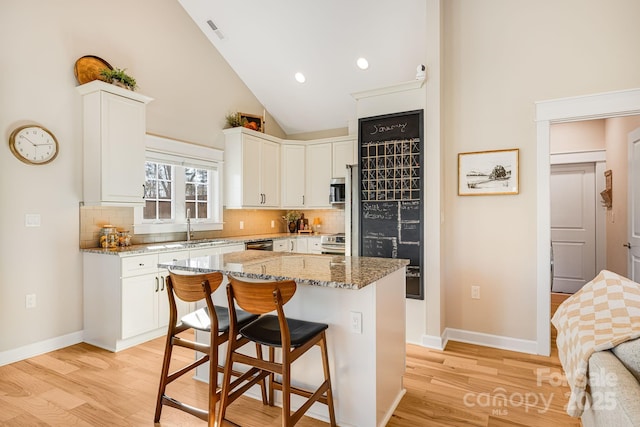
[0,307,579,426]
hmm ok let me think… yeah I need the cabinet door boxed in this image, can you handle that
[122,273,158,339]
[332,139,355,178]
[305,143,332,207]
[281,145,306,207]
[294,238,308,253]
[242,136,263,206]
[100,92,146,205]
[261,140,280,206]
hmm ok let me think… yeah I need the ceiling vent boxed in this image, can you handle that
[206,20,225,40]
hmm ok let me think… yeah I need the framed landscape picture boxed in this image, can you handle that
[458,148,519,196]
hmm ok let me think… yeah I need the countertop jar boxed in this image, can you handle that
[99,225,118,249]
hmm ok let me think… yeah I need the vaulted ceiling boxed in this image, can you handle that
[178,0,428,136]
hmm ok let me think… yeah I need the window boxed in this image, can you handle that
[144,162,174,220]
[134,134,224,235]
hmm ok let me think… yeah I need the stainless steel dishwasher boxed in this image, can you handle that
[244,239,274,251]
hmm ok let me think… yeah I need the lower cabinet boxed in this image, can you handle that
[83,243,245,352]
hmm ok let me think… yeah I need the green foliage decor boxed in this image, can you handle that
[99,67,137,91]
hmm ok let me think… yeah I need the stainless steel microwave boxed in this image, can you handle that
[329,178,345,204]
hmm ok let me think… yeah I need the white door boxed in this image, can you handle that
[550,163,596,293]
[628,128,640,281]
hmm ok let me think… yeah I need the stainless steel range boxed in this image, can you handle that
[320,233,345,255]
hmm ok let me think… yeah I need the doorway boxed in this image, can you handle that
[535,88,640,356]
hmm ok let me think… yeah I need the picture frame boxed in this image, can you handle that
[238,112,264,133]
[458,148,519,196]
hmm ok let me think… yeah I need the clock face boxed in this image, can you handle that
[9,125,59,165]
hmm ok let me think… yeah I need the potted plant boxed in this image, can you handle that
[282,210,302,233]
[99,67,137,91]
[225,111,243,128]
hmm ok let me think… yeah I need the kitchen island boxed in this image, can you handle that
[159,250,408,427]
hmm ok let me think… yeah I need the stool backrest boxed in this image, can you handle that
[227,276,296,315]
[167,271,224,303]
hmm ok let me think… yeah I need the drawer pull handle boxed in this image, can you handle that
[160,276,165,291]
[155,277,159,292]
[139,263,145,267]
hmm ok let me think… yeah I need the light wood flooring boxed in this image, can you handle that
[0,294,578,426]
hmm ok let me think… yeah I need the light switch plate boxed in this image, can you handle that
[25,214,41,227]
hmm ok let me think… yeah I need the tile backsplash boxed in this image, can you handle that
[79,206,345,248]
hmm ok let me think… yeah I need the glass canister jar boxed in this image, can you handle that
[118,230,132,247]
[99,225,118,249]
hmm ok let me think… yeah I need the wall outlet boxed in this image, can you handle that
[471,285,480,300]
[26,293,37,308]
[350,311,363,334]
[239,221,244,229]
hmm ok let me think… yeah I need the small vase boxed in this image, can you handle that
[288,222,297,233]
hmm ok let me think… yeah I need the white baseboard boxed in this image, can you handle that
[443,328,538,355]
[0,331,83,367]
[419,329,537,355]
[421,333,448,350]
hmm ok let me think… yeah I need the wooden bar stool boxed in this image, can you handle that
[217,276,337,427]
[154,271,267,426]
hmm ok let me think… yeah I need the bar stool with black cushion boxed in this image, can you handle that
[217,276,337,427]
[154,271,267,427]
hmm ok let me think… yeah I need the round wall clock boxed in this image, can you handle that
[9,125,59,165]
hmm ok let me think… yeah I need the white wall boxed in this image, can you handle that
[443,0,640,345]
[0,0,269,358]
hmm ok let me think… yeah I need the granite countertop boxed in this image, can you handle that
[81,233,318,256]
[159,250,409,290]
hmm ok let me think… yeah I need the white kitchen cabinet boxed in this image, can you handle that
[224,128,280,208]
[332,139,356,178]
[281,144,306,207]
[305,143,332,208]
[84,249,189,352]
[76,80,153,206]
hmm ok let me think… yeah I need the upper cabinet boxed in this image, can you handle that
[77,81,153,207]
[224,128,354,209]
[224,128,280,208]
[305,143,332,208]
[332,139,356,178]
[281,144,306,207]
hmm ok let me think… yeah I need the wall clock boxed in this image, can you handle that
[9,125,59,165]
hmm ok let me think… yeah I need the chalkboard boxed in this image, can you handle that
[358,110,424,299]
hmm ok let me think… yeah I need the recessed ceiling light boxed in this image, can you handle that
[294,72,306,83]
[356,57,369,70]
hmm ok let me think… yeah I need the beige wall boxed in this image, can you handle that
[550,120,606,154]
[442,0,640,341]
[0,0,274,353]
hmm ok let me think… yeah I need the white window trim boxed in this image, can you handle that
[134,134,224,235]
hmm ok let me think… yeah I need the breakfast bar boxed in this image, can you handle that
[159,250,408,427]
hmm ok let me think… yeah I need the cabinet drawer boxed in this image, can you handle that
[121,254,158,277]
[309,239,322,252]
[273,240,288,252]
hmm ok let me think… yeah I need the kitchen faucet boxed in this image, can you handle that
[186,208,193,241]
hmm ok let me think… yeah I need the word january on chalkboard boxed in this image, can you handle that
[360,110,422,144]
